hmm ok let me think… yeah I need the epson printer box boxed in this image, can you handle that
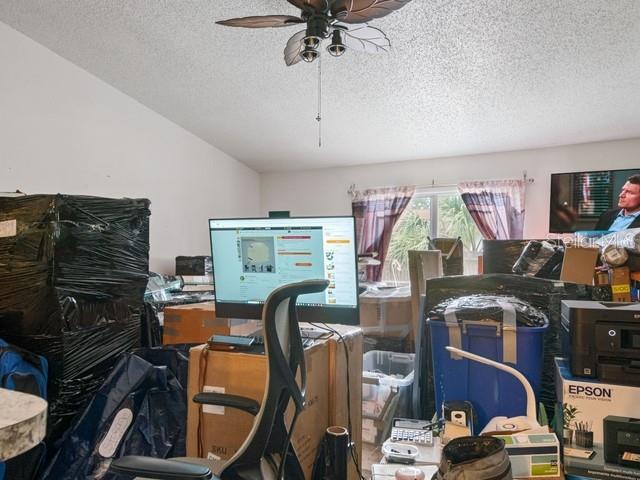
[555,358,640,479]
[494,433,560,478]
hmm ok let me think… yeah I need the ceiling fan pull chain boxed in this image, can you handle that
[316,52,322,148]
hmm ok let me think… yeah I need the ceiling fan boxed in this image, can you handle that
[216,0,414,66]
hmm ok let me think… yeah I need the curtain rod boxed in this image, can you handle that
[347,171,534,197]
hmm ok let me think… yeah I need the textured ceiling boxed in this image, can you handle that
[2,1,640,173]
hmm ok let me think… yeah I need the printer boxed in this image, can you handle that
[561,300,640,385]
[604,416,640,468]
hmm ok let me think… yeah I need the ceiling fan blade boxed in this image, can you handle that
[284,29,307,66]
[286,0,328,12]
[216,15,304,28]
[331,0,413,24]
[342,25,391,54]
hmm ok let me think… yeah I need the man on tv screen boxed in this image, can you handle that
[594,174,640,231]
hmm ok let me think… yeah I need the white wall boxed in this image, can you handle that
[261,138,640,238]
[0,21,260,273]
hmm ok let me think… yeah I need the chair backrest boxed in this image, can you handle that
[219,279,329,480]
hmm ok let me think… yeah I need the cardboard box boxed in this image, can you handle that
[162,302,258,344]
[611,266,632,302]
[359,287,412,338]
[560,247,599,285]
[494,433,560,478]
[187,342,329,479]
[326,325,363,480]
[555,357,640,479]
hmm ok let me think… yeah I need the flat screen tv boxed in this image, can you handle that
[549,168,640,233]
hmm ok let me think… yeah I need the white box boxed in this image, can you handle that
[555,357,640,479]
[494,433,560,478]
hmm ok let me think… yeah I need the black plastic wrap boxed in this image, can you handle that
[512,241,554,275]
[0,194,150,442]
[482,239,564,276]
[534,245,564,279]
[42,346,190,480]
[430,295,548,327]
[417,274,591,421]
[482,240,532,274]
[512,241,564,279]
[144,272,182,303]
[140,302,162,348]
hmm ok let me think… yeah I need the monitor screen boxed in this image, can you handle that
[549,168,640,233]
[209,216,360,325]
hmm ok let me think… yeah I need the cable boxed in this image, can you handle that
[309,322,367,480]
[316,53,322,148]
[277,408,302,480]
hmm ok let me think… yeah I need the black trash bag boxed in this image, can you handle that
[42,346,190,480]
[429,295,548,327]
[417,274,592,421]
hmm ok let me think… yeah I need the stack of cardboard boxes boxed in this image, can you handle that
[185,324,363,480]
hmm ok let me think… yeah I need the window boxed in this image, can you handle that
[381,189,483,283]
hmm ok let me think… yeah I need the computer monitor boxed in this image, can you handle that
[209,216,360,325]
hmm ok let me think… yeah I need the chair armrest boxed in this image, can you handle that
[109,456,214,480]
[193,392,260,416]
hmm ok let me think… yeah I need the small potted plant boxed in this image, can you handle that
[563,403,580,445]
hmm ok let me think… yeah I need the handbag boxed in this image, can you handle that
[432,436,512,480]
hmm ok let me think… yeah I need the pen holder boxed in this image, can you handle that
[575,430,593,448]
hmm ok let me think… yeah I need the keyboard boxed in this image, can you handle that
[250,334,314,349]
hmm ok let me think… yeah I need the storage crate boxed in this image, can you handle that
[362,350,415,444]
[430,318,547,432]
[359,286,412,338]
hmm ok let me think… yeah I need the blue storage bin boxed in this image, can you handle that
[430,318,548,431]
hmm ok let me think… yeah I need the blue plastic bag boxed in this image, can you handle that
[0,338,48,480]
[42,346,190,480]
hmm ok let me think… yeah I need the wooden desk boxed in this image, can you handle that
[0,388,47,461]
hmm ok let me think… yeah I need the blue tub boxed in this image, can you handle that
[429,318,548,431]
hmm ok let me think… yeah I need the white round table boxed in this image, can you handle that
[0,388,47,461]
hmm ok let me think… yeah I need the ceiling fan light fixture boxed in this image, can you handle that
[327,29,346,57]
[302,35,321,48]
[303,14,329,49]
[301,45,319,62]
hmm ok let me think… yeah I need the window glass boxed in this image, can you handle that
[436,194,483,275]
[381,191,483,282]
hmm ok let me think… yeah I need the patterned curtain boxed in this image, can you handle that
[351,186,415,281]
[458,180,526,240]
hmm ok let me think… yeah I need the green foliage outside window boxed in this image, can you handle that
[383,193,483,281]
[437,196,483,254]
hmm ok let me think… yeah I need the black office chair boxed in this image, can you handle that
[109,279,330,480]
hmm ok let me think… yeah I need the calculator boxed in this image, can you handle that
[390,418,434,445]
